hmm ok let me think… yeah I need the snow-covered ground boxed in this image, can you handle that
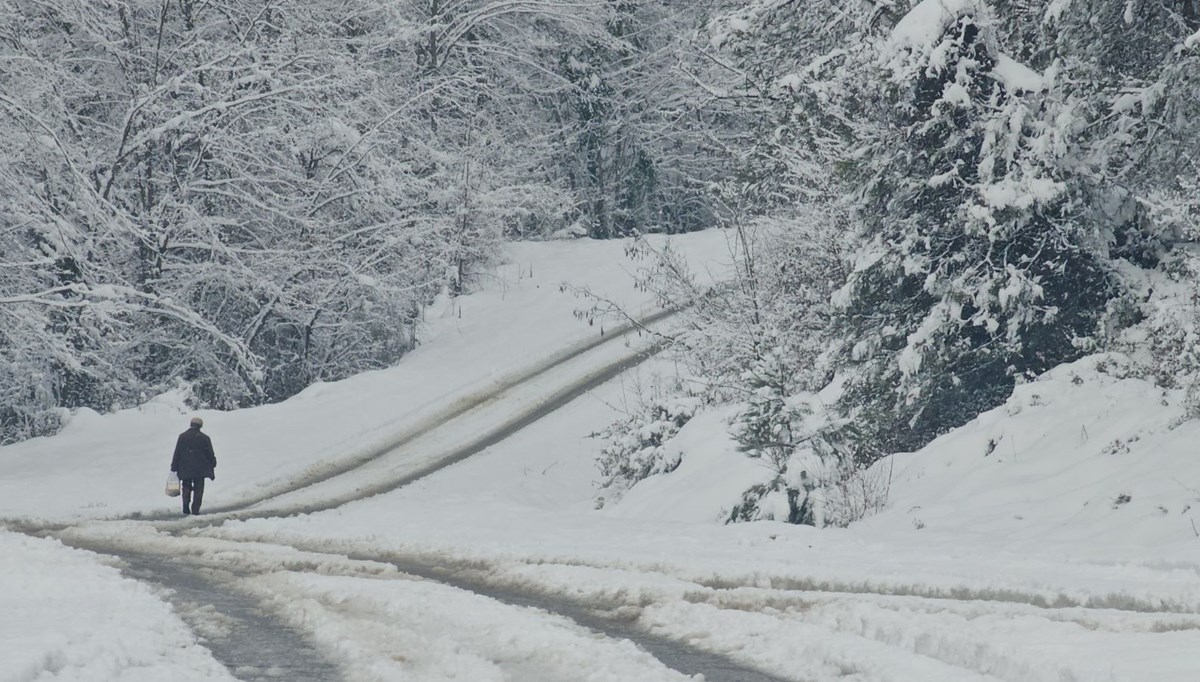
[0,233,730,523]
[4,229,1200,681]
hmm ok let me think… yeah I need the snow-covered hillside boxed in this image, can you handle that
[859,355,1200,560]
[606,352,1200,564]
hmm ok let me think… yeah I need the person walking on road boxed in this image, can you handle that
[171,417,216,515]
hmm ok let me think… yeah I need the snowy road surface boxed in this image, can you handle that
[51,527,789,682]
[19,299,786,681]
[114,551,340,682]
[4,233,1200,680]
[35,515,1200,682]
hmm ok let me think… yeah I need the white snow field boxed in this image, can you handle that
[4,230,1200,681]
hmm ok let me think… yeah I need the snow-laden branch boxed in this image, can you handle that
[0,281,260,375]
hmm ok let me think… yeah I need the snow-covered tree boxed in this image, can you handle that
[550,0,733,238]
[705,0,879,210]
[832,0,1117,452]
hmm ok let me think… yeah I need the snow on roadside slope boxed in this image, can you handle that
[0,231,733,523]
[0,530,235,682]
[857,353,1200,561]
[599,350,1200,563]
[600,403,771,524]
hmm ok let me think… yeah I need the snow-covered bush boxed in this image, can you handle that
[727,385,870,527]
[586,208,858,523]
[727,458,891,529]
[1109,249,1200,417]
[594,388,701,507]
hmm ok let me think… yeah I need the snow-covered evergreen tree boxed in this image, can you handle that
[832,0,1118,452]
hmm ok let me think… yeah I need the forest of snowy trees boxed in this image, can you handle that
[0,0,734,442]
[3,0,1200,528]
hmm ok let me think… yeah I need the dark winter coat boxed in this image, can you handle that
[171,426,217,481]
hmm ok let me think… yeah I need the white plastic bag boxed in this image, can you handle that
[165,471,181,497]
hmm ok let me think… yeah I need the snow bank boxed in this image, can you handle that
[635,588,1200,682]
[859,354,1200,556]
[602,405,771,523]
[590,349,1200,561]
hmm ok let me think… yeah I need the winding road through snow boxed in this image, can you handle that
[12,305,1200,681]
[19,311,794,681]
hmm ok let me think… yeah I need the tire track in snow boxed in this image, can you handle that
[417,553,1200,682]
[455,553,1200,617]
[37,514,1198,682]
[113,550,342,682]
[47,529,792,682]
[689,584,1200,633]
[131,307,676,523]
[693,572,1200,615]
[355,552,794,682]
[303,548,1200,682]
[230,336,668,519]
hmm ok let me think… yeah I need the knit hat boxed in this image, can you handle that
[190,416,204,427]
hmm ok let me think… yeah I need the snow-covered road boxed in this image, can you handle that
[44,513,1200,682]
[17,298,787,682]
[115,550,340,682]
[48,524,790,682]
[4,232,1200,681]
